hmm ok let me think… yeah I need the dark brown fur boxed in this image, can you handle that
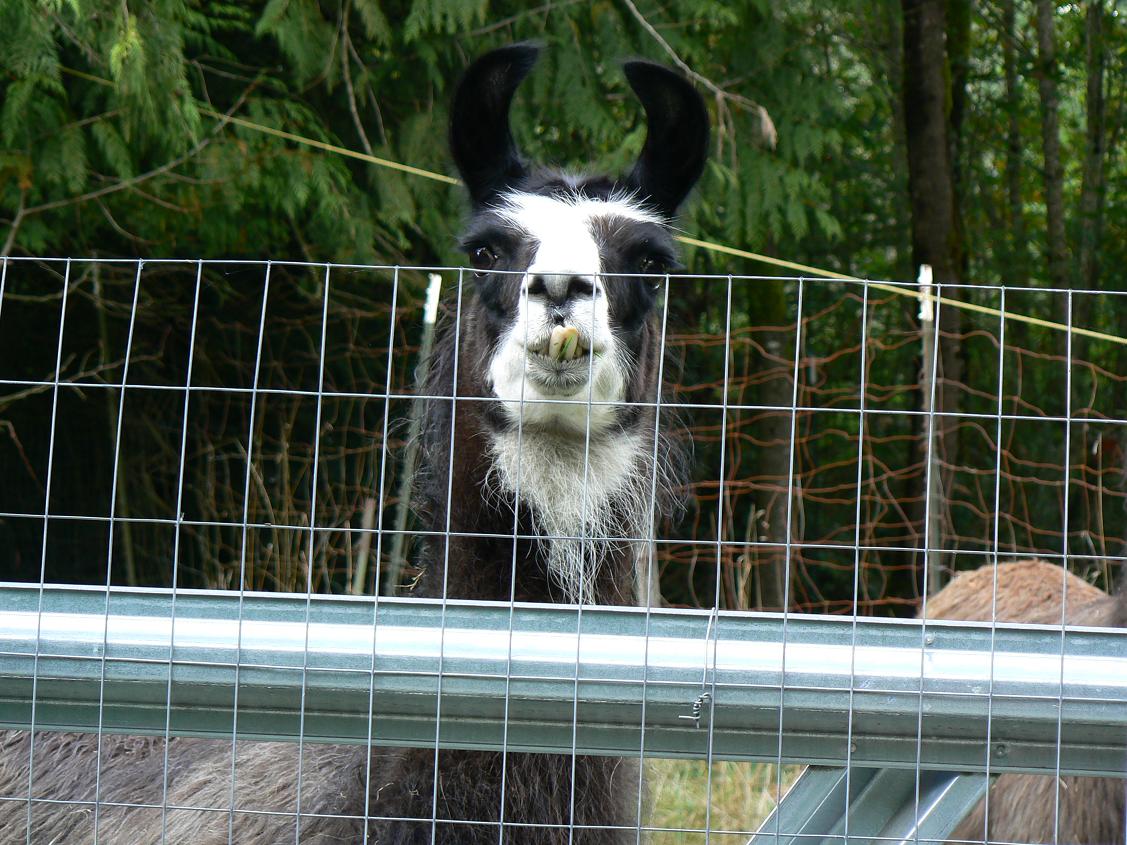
[0,733,368,843]
[357,258,678,845]
[925,560,1127,845]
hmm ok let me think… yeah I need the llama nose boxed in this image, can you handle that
[526,274,596,306]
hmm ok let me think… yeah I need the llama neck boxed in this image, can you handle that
[487,426,651,604]
[415,399,652,607]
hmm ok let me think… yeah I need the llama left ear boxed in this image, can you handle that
[622,61,709,217]
[450,43,541,208]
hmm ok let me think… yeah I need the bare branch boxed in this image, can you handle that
[0,420,42,491]
[345,36,387,145]
[341,8,375,157]
[1,190,26,258]
[0,349,163,413]
[97,198,155,245]
[467,0,585,37]
[618,0,777,149]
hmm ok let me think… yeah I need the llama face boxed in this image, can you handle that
[450,43,707,437]
[446,43,707,601]
[464,188,677,433]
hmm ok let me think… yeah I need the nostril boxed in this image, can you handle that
[567,277,595,300]
[550,309,566,326]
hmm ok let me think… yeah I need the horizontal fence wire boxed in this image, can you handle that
[1,256,1126,844]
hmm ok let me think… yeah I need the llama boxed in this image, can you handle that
[925,559,1127,845]
[359,41,706,845]
[0,43,708,844]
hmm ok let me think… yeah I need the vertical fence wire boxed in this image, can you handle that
[1050,289,1077,845]
[772,276,806,842]
[428,267,465,845]
[225,261,273,843]
[914,279,946,842]
[362,264,401,843]
[91,259,143,843]
[158,259,205,837]
[982,285,1009,843]
[703,273,737,845]
[843,279,872,842]
[24,258,71,845]
[564,255,604,845]
[495,270,537,844]
[293,263,333,840]
[635,274,673,841]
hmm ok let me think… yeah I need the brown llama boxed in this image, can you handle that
[925,559,1126,845]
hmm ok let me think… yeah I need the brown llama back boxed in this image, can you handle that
[924,560,1126,845]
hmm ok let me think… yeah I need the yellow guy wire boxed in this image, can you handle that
[57,65,1125,347]
[198,108,461,186]
[674,236,1124,347]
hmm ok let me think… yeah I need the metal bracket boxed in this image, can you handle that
[749,766,989,845]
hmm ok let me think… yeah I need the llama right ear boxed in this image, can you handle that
[450,43,540,208]
[622,61,709,217]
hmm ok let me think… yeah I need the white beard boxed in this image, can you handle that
[486,428,655,604]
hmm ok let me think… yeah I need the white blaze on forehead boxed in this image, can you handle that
[495,191,664,277]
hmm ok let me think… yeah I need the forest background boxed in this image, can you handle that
[1,0,1125,614]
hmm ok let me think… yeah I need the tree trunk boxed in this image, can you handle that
[947,0,971,279]
[1071,0,1108,561]
[902,0,961,286]
[901,0,962,597]
[1002,0,1028,282]
[884,0,910,277]
[1078,0,1106,295]
[1035,0,1071,307]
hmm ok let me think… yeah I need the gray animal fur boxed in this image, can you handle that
[924,560,1127,845]
[0,732,367,843]
[0,734,641,844]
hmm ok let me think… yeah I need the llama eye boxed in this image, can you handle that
[636,255,668,275]
[470,246,497,273]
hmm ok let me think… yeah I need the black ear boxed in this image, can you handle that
[449,43,540,208]
[622,61,709,217]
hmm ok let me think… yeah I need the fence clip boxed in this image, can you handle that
[679,692,712,729]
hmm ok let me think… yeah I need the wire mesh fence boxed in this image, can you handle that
[2,258,1124,605]
[0,256,1125,844]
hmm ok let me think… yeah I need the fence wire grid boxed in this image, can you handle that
[0,256,1125,845]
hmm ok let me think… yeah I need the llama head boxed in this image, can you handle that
[450,43,708,436]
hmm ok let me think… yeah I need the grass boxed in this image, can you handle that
[646,759,803,844]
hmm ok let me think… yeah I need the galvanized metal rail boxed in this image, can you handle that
[2,582,1126,781]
